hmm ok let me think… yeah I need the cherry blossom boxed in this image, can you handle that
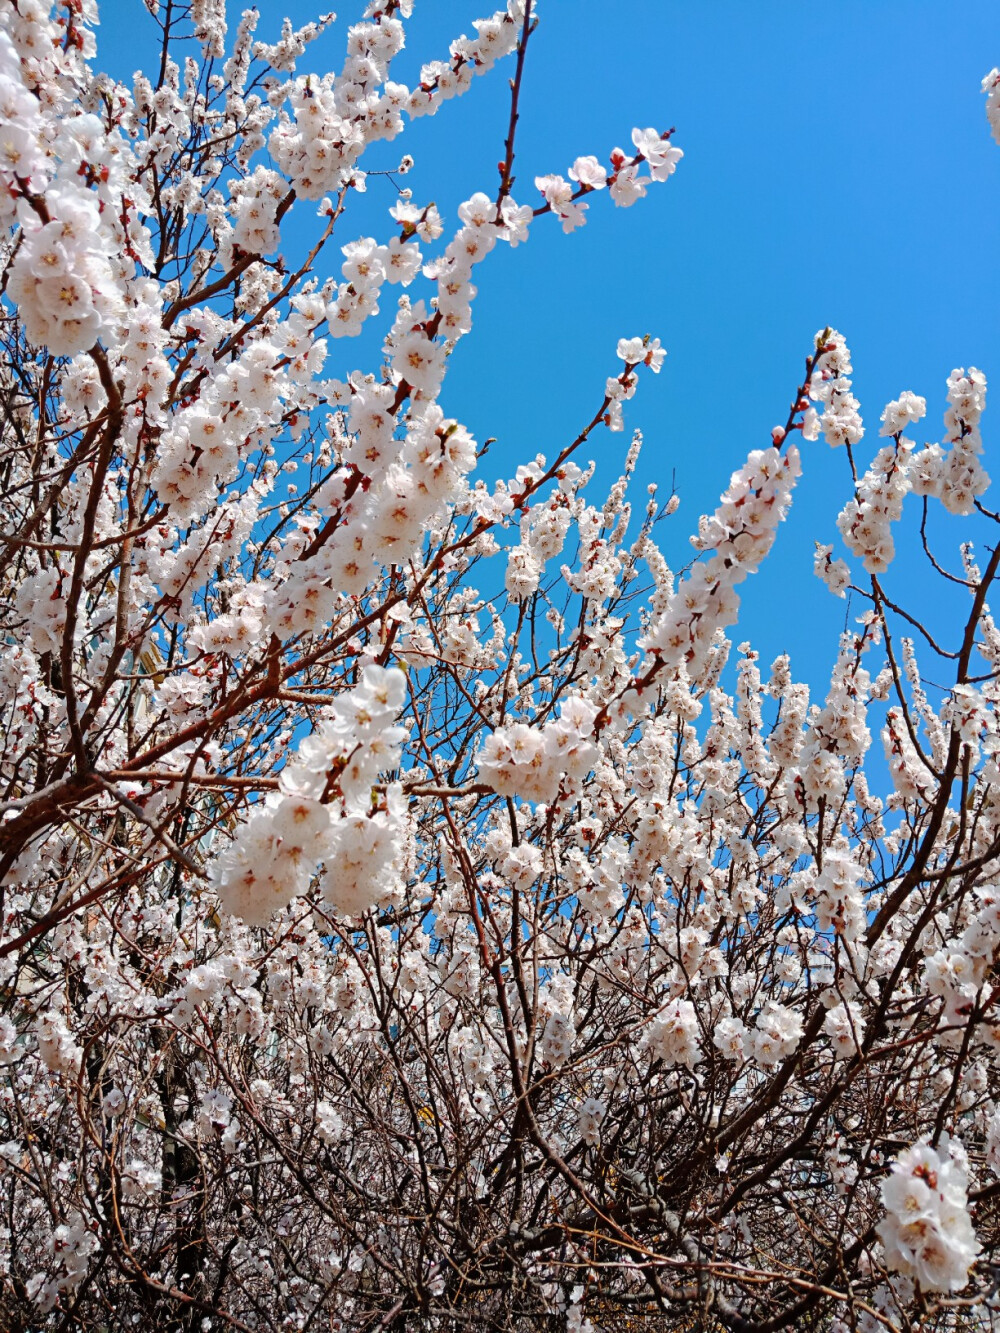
[0,5,998,1330]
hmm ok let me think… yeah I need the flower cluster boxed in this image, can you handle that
[26,1216,100,1316]
[836,424,914,574]
[808,331,865,449]
[984,67,1000,144]
[643,997,701,1067]
[268,17,404,197]
[0,29,49,223]
[270,4,527,198]
[639,436,801,678]
[230,165,287,255]
[535,128,682,231]
[0,8,147,360]
[878,1138,980,1293]
[813,542,851,597]
[748,1001,803,1070]
[910,367,989,515]
[7,185,123,358]
[577,1096,606,1146]
[538,972,577,1066]
[882,704,937,804]
[212,667,409,923]
[822,1001,865,1059]
[476,696,600,802]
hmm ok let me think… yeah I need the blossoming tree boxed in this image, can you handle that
[2,1,1000,1328]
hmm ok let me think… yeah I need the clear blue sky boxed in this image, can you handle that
[97,0,1000,701]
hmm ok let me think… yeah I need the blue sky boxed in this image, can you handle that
[97,0,1000,703]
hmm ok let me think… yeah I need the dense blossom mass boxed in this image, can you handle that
[0,1,998,1330]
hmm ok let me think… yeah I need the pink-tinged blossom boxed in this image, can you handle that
[535,172,589,232]
[617,335,665,371]
[630,126,684,180]
[609,159,648,207]
[814,542,851,597]
[498,196,533,245]
[569,155,607,189]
